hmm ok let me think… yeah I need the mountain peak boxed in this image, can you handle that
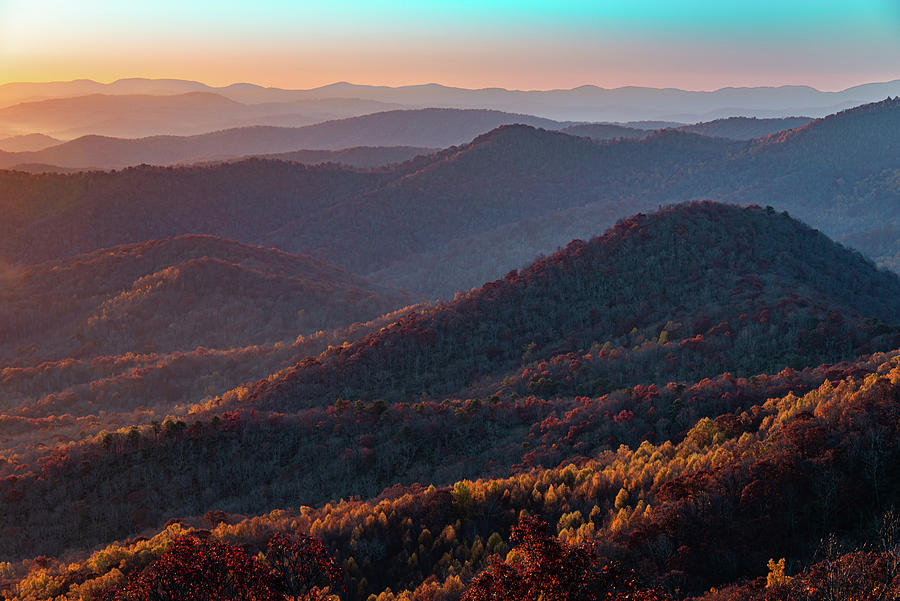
[237,201,900,411]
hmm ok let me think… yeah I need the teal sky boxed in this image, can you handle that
[1,0,899,89]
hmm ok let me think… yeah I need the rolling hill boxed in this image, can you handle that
[0,235,408,365]
[289,80,900,121]
[232,202,900,410]
[6,77,899,121]
[0,159,390,265]
[0,133,61,152]
[1,203,898,578]
[1,98,898,301]
[0,92,405,138]
[0,108,570,169]
[1,84,900,601]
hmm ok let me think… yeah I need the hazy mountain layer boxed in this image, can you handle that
[3,77,899,121]
[0,92,405,138]
[0,133,61,152]
[1,99,898,301]
[0,235,408,365]
[0,108,570,169]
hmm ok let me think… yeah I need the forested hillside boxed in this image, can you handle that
[236,203,900,410]
[0,160,389,265]
[4,348,898,601]
[1,203,898,573]
[0,235,408,364]
[1,99,899,601]
[2,99,897,301]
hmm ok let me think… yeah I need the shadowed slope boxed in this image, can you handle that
[237,202,900,411]
[0,235,408,364]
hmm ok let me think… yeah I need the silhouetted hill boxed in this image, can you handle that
[0,92,247,138]
[235,203,900,411]
[3,77,900,123]
[623,119,685,129]
[0,108,569,169]
[2,99,897,297]
[0,78,211,107]
[0,160,389,265]
[0,235,407,364]
[0,133,60,152]
[0,92,405,138]
[293,80,900,121]
[673,116,813,139]
[300,127,735,276]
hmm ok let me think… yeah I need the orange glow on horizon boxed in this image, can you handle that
[2,0,899,93]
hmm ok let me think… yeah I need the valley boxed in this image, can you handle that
[0,85,898,601]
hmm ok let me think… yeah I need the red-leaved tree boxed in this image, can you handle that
[98,534,279,601]
[266,532,343,600]
[462,515,669,601]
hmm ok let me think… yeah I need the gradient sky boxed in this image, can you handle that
[1,0,899,90]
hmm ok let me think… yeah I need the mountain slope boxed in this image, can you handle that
[0,235,408,364]
[0,108,569,169]
[672,116,813,139]
[234,202,900,411]
[0,92,405,138]
[2,98,897,295]
[713,97,900,237]
[0,160,390,265]
[3,77,900,121]
[0,133,61,152]
[301,126,734,275]
[3,348,889,565]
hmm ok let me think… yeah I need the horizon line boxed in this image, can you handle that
[3,76,900,95]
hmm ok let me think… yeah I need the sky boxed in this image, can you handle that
[1,0,899,91]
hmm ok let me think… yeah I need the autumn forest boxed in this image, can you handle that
[0,70,899,601]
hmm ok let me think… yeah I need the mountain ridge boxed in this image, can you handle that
[0,234,409,364]
[1,98,897,298]
[2,77,899,121]
[0,108,572,169]
[232,202,900,412]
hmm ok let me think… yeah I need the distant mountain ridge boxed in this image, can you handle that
[2,77,899,122]
[0,111,814,171]
[1,98,897,298]
[0,133,60,152]
[0,108,571,169]
[0,92,405,138]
